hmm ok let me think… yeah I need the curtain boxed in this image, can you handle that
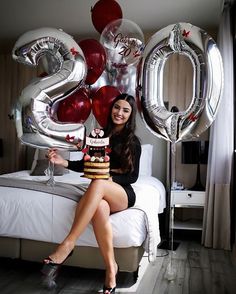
[0,54,40,174]
[202,3,234,250]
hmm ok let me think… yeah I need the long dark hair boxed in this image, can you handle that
[105,93,139,173]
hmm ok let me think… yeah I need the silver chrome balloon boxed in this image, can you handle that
[107,64,137,97]
[90,64,137,98]
[137,23,224,143]
[12,27,87,150]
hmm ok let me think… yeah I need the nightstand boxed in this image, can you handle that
[171,190,205,231]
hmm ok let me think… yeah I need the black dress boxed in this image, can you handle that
[67,134,141,208]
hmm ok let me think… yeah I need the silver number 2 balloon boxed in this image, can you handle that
[12,27,87,150]
[137,23,224,143]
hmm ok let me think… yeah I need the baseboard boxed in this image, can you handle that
[157,239,180,251]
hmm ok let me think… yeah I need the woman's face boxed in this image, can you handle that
[111,99,132,128]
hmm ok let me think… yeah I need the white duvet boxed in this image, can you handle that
[0,170,166,261]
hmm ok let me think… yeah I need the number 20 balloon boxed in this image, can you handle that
[137,23,224,143]
[12,27,87,150]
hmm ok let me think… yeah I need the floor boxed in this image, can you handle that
[1,233,236,294]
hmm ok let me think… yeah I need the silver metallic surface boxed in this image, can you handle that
[91,65,137,97]
[137,23,223,143]
[12,27,87,150]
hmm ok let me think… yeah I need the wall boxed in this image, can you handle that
[0,54,40,174]
[136,114,167,183]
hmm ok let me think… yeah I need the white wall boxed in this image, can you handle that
[136,113,167,185]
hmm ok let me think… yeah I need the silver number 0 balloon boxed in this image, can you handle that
[137,23,224,143]
[12,27,87,150]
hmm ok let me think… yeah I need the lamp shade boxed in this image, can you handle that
[181,141,209,164]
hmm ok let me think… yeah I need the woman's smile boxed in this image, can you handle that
[111,100,132,127]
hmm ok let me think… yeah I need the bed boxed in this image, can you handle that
[0,144,166,278]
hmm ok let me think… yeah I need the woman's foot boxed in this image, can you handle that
[41,241,74,289]
[103,263,119,294]
[103,285,116,293]
[48,240,74,264]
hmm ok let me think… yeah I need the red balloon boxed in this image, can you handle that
[91,0,123,34]
[92,86,121,128]
[57,88,92,124]
[79,39,106,85]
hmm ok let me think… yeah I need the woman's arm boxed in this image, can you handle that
[111,142,141,185]
[67,159,84,173]
[48,149,84,172]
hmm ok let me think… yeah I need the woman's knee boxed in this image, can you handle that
[92,199,110,224]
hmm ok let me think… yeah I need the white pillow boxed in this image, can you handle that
[69,151,84,161]
[30,149,70,175]
[139,144,153,176]
[32,149,70,161]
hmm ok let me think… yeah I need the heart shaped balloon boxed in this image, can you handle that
[92,85,121,128]
[57,87,92,124]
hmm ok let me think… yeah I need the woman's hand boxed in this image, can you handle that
[47,149,68,167]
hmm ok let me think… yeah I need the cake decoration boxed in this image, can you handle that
[82,128,110,179]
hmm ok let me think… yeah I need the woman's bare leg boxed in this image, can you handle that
[49,179,127,264]
[92,200,118,289]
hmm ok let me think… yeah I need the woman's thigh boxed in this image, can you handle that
[88,179,128,213]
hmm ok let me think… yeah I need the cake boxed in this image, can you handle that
[82,128,110,179]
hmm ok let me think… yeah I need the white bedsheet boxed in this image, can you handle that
[0,170,166,260]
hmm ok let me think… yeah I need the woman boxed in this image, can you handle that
[41,93,141,294]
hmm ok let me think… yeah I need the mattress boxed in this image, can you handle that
[0,170,166,251]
